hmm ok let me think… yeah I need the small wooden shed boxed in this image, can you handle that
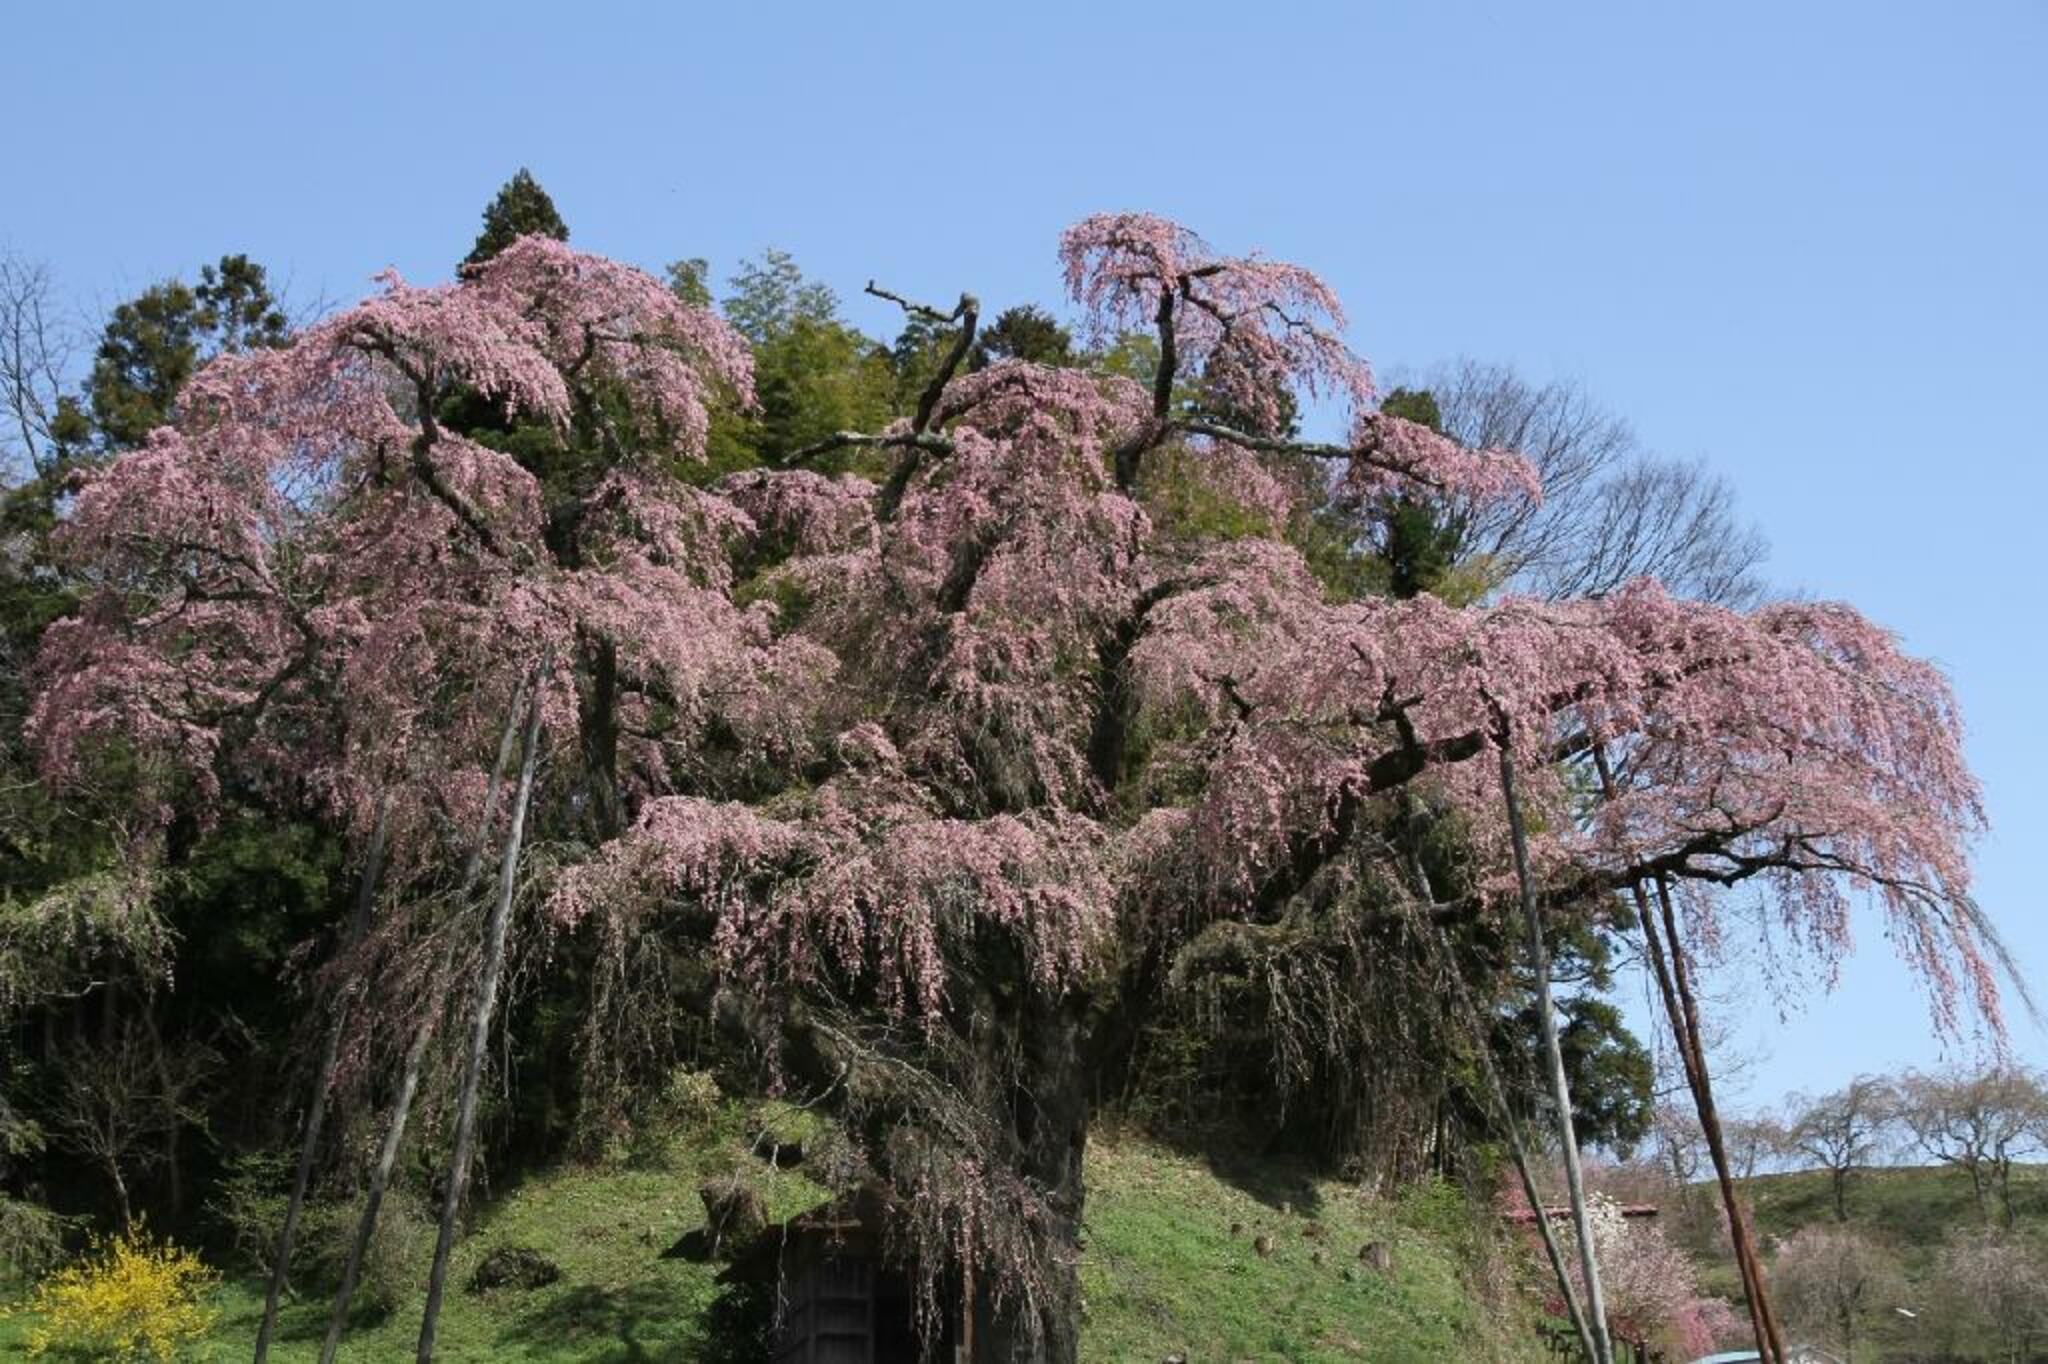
[725,1184,958,1364]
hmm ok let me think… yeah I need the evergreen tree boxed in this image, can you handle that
[461,168,569,271]
[85,255,288,450]
[666,257,712,308]
[1375,386,1467,599]
[969,304,1074,370]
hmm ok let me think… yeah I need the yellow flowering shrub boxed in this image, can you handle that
[4,1223,219,1360]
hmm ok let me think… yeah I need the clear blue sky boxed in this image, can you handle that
[6,1,2042,1115]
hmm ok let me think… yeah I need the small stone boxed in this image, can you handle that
[1253,1233,1274,1258]
[1359,1240,1392,1273]
[1229,1220,1245,1237]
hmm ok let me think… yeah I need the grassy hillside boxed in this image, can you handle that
[1678,1162,2048,1361]
[1079,1136,1539,1362]
[1738,1162,2048,1267]
[3,1126,1545,1362]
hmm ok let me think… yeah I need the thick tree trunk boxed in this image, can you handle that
[416,678,546,1363]
[254,802,389,1364]
[1500,749,1613,1364]
[321,684,528,1363]
[973,992,1088,1363]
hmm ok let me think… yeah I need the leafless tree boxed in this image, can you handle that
[1785,1075,1897,1221]
[45,1020,216,1226]
[0,250,77,478]
[1651,1104,1706,1187]
[1413,359,1769,605]
[1722,1114,1790,1181]
[1929,1226,2048,1363]
[1772,1224,1906,1364]
[1895,1066,2048,1226]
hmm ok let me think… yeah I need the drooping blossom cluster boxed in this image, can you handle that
[1343,410,1545,506]
[548,759,1110,1021]
[1057,212,1540,510]
[1060,212,1372,432]
[37,213,1998,1035]
[31,235,763,861]
[1122,564,1989,1024]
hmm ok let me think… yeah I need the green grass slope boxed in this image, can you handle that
[1737,1163,2048,1268]
[1079,1137,1541,1363]
[4,1130,1545,1362]
[1675,1163,2048,1362]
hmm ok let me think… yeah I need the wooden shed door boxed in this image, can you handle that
[776,1256,876,1364]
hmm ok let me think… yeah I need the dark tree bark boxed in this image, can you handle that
[973,991,1089,1364]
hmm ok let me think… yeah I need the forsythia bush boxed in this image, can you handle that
[5,1224,219,1360]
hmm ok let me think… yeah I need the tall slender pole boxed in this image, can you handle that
[255,801,390,1363]
[1652,876,1789,1364]
[416,671,546,1363]
[1500,746,1612,1364]
[1402,825,1597,1363]
[1591,747,1785,1364]
[322,685,528,1363]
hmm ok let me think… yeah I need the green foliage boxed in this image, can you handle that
[1137,443,1282,543]
[1094,329,1164,392]
[0,1196,75,1288]
[1552,997,1654,1157]
[1490,915,1654,1157]
[720,249,835,347]
[969,304,1074,371]
[463,168,569,270]
[1374,387,1471,602]
[0,870,170,1018]
[711,250,895,469]
[85,256,288,450]
[664,257,711,308]
[157,813,341,1055]
[210,1152,425,1319]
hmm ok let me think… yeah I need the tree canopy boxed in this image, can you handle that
[10,209,2005,1362]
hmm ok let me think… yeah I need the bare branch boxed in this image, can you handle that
[0,250,78,477]
[863,282,967,328]
[1419,359,1768,605]
[783,427,954,468]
